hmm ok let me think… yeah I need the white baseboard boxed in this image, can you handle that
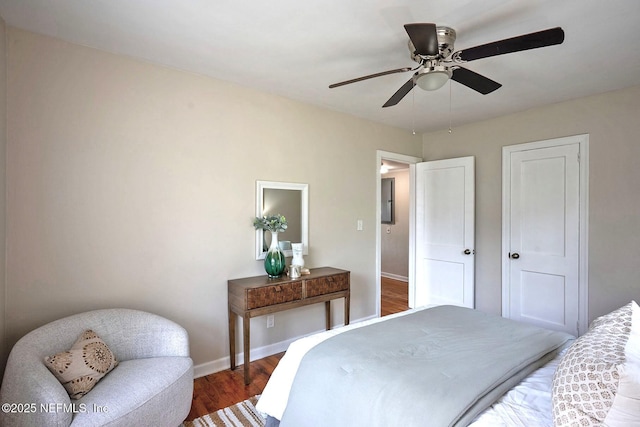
[193,313,378,378]
[381,272,408,282]
[193,336,297,378]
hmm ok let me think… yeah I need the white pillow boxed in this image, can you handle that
[604,301,640,426]
[552,302,633,425]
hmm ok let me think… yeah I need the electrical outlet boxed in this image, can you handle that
[266,315,275,328]
[357,219,363,231]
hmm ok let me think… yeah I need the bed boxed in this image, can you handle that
[256,302,640,427]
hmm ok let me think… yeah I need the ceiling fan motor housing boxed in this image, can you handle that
[409,26,456,62]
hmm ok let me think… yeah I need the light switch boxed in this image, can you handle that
[357,220,363,231]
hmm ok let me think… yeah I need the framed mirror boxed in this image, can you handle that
[256,180,309,260]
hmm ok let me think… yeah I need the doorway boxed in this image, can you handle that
[376,151,422,317]
[380,161,410,315]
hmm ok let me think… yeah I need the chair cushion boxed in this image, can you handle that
[72,357,193,426]
[44,330,119,399]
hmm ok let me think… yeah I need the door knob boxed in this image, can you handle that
[510,252,520,259]
[463,249,472,255]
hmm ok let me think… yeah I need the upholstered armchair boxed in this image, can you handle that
[0,308,194,426]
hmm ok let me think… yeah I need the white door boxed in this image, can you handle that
[502,136,588,336]
[414,156,475,308]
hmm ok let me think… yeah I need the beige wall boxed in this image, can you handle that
[380,169,409,279]
[422,86,640,321]
[4,27,421,369]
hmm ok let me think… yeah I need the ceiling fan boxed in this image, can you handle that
[329,24,565,108]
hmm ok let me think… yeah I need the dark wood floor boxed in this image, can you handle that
[186,352,284,421]
[186,277,408,421]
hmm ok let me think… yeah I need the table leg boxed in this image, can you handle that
[243,314,251,385]
[345,293,350,325]
[325,301,331,330]
[229,307,236,370]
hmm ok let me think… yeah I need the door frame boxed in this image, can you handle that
[501,134,589,335]
[376,150,423,316]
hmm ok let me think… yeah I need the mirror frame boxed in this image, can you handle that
[256,180,309,260]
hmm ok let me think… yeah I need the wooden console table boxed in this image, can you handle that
[228,267,350,384]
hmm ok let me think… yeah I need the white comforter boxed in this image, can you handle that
[471,351,563,426]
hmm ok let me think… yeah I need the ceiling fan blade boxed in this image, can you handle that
[382,76,416,108]
[453,27,564,62]
[404,23,439,56]
[451,67,502,94]
[329,67,413,88]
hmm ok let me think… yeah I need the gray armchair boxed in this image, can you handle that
[0,308,194,426]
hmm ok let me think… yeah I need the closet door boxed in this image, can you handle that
[502,136,588,336]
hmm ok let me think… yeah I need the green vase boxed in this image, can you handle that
[264,231,286,278]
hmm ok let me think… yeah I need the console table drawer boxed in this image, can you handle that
[246,281,303,309]
[306,272,349,298]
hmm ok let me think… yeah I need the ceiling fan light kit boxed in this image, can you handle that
[329,23,565,108]
[415,65,452,91]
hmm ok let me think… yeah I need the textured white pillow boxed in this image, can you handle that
[604,301,640,426]
[44,330,118,399]
[552,302,633,425]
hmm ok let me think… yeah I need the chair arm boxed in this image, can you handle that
[0,347,73,427]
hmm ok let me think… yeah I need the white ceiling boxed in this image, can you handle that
[1,0,639,133]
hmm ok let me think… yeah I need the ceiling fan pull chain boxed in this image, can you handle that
[448,80,453,134]
[412,84,416,135]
